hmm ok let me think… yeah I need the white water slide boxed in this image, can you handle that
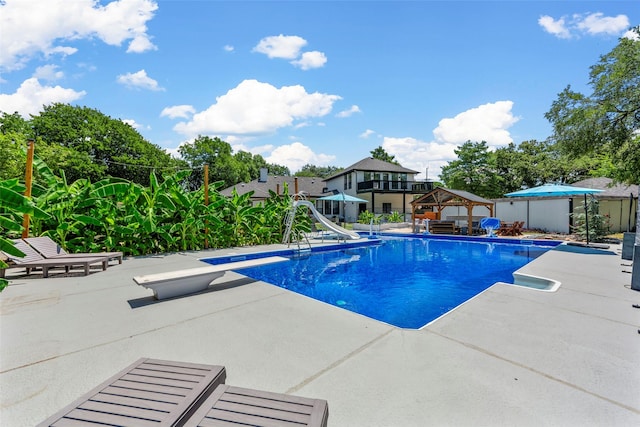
[293,200,361,240]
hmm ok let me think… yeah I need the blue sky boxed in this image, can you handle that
[1,1,637,179]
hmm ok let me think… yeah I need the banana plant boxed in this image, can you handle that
[0,179,49,291]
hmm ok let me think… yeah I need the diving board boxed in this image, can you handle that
[133,256,290,299]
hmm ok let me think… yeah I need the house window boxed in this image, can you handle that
[348,173,353,190]
[344,175,348,190]
[382,203,392,214]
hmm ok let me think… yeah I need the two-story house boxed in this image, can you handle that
[319,157,431,222]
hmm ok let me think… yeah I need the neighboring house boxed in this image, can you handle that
[320,157,429,222]
[220,169,326,204]
[493,177,638,233]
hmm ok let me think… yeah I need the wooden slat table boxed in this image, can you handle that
[183,384,329,427]
[38,358,226,427]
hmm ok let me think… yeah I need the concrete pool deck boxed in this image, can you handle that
[1,238,639,426]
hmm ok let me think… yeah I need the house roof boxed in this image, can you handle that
[571,177,638,198]
[411,187,494,208]
[325,157,418,180]
[220,176,327,199]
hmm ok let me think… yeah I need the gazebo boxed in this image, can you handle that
[411,187,494,235]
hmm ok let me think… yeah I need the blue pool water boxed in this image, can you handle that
[210,236,558,328]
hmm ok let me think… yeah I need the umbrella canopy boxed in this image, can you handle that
[505,183,603,245]
[318,193,368,202]
[505,184,603,197]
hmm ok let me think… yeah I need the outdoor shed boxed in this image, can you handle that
[411,188,494,235]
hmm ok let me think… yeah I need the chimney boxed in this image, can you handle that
[259,168,268,183]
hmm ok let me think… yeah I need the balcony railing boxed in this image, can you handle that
[357,180,433,193]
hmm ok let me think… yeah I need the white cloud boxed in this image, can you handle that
[0,77,86,117]
[160,104,196,119]
[253,35,307,59]
[336,105,361,118]
[122,118,143,129]
[0,0,158,71]
[33,64,64,81]
[380,101,520,180]
[539,12,629,39]
[382,136,458,180]
[291,51,327,70]
[359,129,376,138]
[623,28,640,40]
[265,142,336,172]
[538,15,570,39]
[117,69,163,91]
[577,13,630,36]
[433,100,519,147]
[224,45,234,52]
[173,79,341,137]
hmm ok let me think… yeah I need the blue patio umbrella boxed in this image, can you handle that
[318,193,368,202]
[318,193,367,225]
[505,184,603,245]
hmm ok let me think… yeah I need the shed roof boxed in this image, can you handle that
[572,177,638,198]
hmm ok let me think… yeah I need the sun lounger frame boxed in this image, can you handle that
[1,240,109,278]
[24,236,123,265]
[182,384,329,427]
[37,358,227,427]
[133,256,290,299]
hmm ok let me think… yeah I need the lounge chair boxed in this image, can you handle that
[182,384,328,427]
[38,358,329,427]
[24,236,123,266]
[1,240,109,278]
[37,358,227,427]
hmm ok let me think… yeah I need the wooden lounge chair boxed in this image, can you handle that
[24,236,123,266]
[1,240,109,278]
[182,384,329,427]
[133,256,290,299]
[37,358,227,427]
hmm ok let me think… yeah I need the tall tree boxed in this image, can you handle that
[370,146,399,165]
[295,164,344,178]
[29,103,180,185]
[440,141,502,198]
[545,27,640,184]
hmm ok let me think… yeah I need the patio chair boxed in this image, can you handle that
[0,240,109,278]
[24,236,123,266]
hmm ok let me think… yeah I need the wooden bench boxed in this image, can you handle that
[183,384,328,427]
[133,256,290,299]
[37,358,227,427]
[428,221,459,235]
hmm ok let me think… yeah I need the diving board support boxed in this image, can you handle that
[133,256,289,299]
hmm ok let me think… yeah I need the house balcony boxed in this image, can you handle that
[356,180,433,194]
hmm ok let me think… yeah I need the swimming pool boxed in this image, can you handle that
[205,236,559,328]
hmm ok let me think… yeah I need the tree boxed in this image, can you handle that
[29,103,180,185]
[295,164,343,178]
[440,141,502,198]
[545,27,640,184]
[370,146,399,165]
